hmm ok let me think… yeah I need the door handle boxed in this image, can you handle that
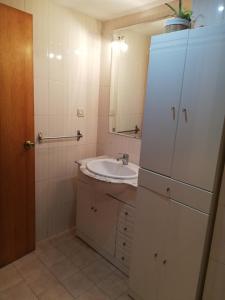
[171,106,176,120]
[24,140,35,150]
[182,108,188,122]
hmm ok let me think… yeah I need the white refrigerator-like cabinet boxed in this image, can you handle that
[129,24,225,300]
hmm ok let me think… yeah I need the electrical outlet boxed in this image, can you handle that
[77,109,85,117]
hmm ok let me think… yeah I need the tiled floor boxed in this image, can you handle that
[0,231,131,300]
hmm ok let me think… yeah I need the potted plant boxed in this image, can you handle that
[165,0,192,32]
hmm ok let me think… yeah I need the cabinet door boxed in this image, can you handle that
[76,181,94,239]
[158,200,209,300]
[140,30,188,176]
[172,25,225,191]
[93,193,119,256]
[129,186,169,300]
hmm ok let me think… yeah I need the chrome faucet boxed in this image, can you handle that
[116,153,129,165]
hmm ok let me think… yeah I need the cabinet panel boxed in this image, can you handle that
[140,30,189,176]
[129,186,169,300]
[93,194,119,256]
[76,181,94,239]
[172,25,225,191]
[158,200,209,300]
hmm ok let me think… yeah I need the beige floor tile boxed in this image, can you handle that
[70,248,100,269]
[50,257,79,281]
[116,294,131,300]
[82,259,115,284]
[0,265,23,292]
[14,253,46,279]
[36,245,65,268]
[76,286,111,300]
[39,283,74,300]
[62,272,94,298]
[26,268,58,296]
[55,238,87,257]
[97,272,128,299]
[0,282,37,300]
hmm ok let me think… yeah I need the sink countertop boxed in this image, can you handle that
[76,156,138,187]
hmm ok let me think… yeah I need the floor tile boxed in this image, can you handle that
[62,272,94,298]
[76,286,111,300]
[82,259,115,284]
[50,257,79,281]
[55,238,86,257]
[36,245,65,268]
[98,271,128,299]
[70,248,100,269]
[14,253,46,279]
[116,294,132,300]
[38,283,74,300]
[26,268,58,296]
[0,282,37,300]
[0,265,23,292]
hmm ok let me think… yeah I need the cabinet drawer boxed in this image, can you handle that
[117,233,132,253]
[171,180,213,214]
[118,220,134,238]
[139,169,171,197]
[116,248,130,268]
[119,205,135,224]
[139,168,213,213]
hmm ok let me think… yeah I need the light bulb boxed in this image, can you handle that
[120,40,128,53]
[56,54,62,60]
[49,52,55,59]
[218,5,224,12]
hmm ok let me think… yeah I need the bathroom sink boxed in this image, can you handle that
[86,158,139,180]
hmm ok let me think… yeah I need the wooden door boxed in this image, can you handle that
[129,186,169,300]
[93,193,119,256]
[158,200,209,300]
[0,4,35,267]
[172,25,225,191]
[76,181,95,239]
[140,30,188,176]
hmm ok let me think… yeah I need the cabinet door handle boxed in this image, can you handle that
[124,227,127,231]
[124,212,128,216]
[154,253,158,258]
[171,106,176,120]
[91,206,94,210]
[123,242,126,247]
[121,256,125,261]
[94,209,98,213]
[166,187,170,193]
[163,259,167,265]
[182,108,188,122]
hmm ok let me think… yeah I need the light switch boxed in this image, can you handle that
[77,108,85,117]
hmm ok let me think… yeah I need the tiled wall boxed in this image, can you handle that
[0,0,101,241]
[193,0,225,27]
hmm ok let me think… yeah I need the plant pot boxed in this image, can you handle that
[165,18,191,33]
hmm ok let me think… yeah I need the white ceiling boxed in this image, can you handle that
[55,0,169,21]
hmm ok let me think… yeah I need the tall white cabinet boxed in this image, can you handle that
[130,24,225,300]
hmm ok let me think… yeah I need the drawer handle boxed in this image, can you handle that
[94,209,98,213]
[123,242,126,247]
[91,206,94,210]
[154,253,158,258]
[124,212,128,216]
[121,256,125,261]
[124,227,127,231]
[166,187,170,192]
[163,259,167,265]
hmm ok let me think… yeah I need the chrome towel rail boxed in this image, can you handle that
[38,130,83,143]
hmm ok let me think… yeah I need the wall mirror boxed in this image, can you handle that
[109,19,166,139]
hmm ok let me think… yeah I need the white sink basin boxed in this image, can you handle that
[86,158,139,180]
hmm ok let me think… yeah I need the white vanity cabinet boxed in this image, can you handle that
[141,25,225,192]
[76,180,119,256]
[76,175,136,274]
[129,180,210,300]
